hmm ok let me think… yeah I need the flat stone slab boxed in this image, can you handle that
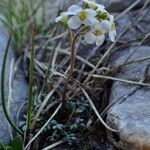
[106,46,150,150]
[0,26,28,144]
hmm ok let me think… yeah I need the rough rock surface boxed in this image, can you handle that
[0,26,28,144]
[106,46,150,150]
[115,6,150,42]
[105,0,149,12]
[37,0,79,24]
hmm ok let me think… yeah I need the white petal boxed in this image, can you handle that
[97,7,106,12]
[97,4,105,9]
[109,31,116,42]
[82,0,105,9]
[85,9,96,16]
[96,35,105,46]
[92,23,103,32]
[82,0,95,5]
[84,16,99,26]
[81,0,88,3]
[100,20,111,32]
[113,30,116,37]
[63,11,70,16]
[68,5,82,15]
[55,16,62,22]
[55,12,68,22]
[68,16,82,29]
[109,15,114,23]
[84,31,96,44]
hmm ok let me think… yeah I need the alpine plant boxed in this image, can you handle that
[55,0,116,46]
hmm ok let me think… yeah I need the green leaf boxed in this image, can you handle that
[0,141,14,150]
[0,141,7,150]
[11,136,23,150]
[5,146,13,150]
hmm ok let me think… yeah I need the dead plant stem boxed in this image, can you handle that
[62,28,82,110]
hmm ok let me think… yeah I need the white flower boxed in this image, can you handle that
[100,15,116,42]
[55,12,70,24]
[82,0,106,12]
[108,15,116,42]
[84,23,105,46]
[67,5,99,29]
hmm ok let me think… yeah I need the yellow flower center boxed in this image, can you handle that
[93,29,103,36]
[78,11,87,21]
[111,23,116,30]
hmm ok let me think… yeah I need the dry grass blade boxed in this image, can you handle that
[47,46,96,69]
[31,89,55,129]
[57,48,95,69]
[49,70,117,132]
[42,140,64,150]
[7,58,15,141]
[92,74,150,87]
[38,31,68,49]
[31,66,70,129]
[115,0,142,20]
[25,103,62,150]
[122,55,150,66]
[8,58,14,103]
[81,88,117,132]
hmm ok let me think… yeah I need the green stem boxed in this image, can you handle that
[67,26,73,43]
[27,25,35,131]
[1,32,23,136]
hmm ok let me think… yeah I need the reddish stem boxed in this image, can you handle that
[62,28,82,110]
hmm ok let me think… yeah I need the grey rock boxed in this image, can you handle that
[137,7,150,35]
[0,26,28,144]
[114,6,150,43]
[107,46,150,150]
[106,0,149,12]
[115,12,135,41]
[36,0,79,24]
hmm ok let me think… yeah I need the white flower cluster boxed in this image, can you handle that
[55,0,116,46]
